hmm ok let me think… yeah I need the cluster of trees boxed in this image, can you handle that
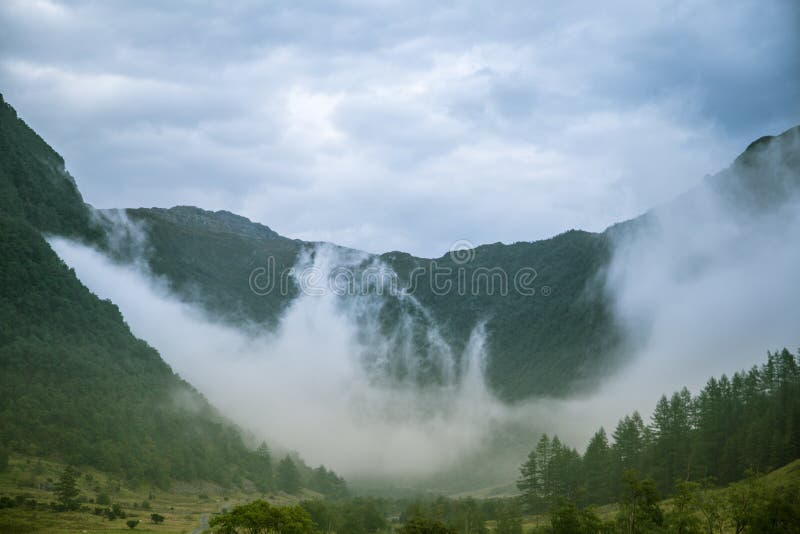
[210,500,315,533]
[212,497,390,534]
[256,445,347,497]
[400,496,524,534]
[543,469,800,534]
[518,349,800,508]
[300,498,387,533]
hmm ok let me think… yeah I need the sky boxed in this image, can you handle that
[2,0,799,256]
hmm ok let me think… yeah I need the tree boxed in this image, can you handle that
[695,480,725,534]
[517,447,541,510]
[256,441,273,491]
[583,427,612,504]
[150,513,165,524]
[666,480,702,534]
[310,465,348,497]
[612,412,648,493]
[494,501,523,534]
[277,455,301,494]
[301,500,334,533]
[210,500,314,534]
[126,519,138,529]
[747,483,800,534]
[549,498,604,534]
[726,472,764,534]
[616,470,663,534]
[400,517,457,534]
[54,466,80,510]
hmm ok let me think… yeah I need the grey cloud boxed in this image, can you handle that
[1,0,798,255]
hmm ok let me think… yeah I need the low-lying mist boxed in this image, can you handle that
[49,238,533,483]
[48,153,800,490]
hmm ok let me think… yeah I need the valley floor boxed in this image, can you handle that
[2,454,799,533]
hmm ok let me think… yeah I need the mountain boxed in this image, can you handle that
[0,93,278,487]
[103,126,800,402]
[2,86,797,484]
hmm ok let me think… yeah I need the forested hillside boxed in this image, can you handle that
[0,93,345,491]
[517,348,800,509]
[109,126,800,401]
[113,204,617,400]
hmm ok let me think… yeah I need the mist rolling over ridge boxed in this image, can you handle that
[44,126,800,492]
[2,2,800,529]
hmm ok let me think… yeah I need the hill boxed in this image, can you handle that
[0,93,278,488]
[107,126,800,401]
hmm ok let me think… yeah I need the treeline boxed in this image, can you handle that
[211,498,389,534]
[263,445,348,497]
[517,348,800,507]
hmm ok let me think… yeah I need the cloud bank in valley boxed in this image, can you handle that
[48,158,800,483]
[49,237,522,478]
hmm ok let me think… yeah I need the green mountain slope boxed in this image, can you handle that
[111,126,799,401]
[0,94,274,487]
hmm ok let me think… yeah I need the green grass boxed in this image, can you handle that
[509,459,800,533]
[0,454,315,533]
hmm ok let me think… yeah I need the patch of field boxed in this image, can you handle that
[0,453,314,533]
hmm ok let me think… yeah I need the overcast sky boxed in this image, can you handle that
[1,1,798,256]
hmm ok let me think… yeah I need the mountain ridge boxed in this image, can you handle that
[97,124,800,401]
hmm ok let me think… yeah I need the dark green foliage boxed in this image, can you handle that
[549,498,604,534]
[301,498,386,533]
[254,442,273,492]
[335,498,387,534]
[0,93,102,240]
[0,214,274,485]
[210,500,314,534]
[105,503,127,520]
[125,519,138,529]
[0,446,8,471]
[616,471,663,533]
[309,465,349,498]
[516,434,582,510]
[150,513,165,524]
[583,428,613,504]
[494,501,523,534]
[277,456,301,494]
[124,204,621,400]
[664,481,702,534]
[746,484,800,534]
[54,466,80,510]
[113,126,800,401]
[400,517,458,534]
[519,348,800,511]
[121,206,302,329]
[401,497,487,534]
[0,96,343,489]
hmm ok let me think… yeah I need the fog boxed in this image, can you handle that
[48,142,799,488]
[49,237,528,480]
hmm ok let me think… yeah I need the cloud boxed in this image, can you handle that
[46,135,800,485]
[49,237,527,479]
[3,1,799,256]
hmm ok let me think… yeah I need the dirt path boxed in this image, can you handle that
[190,513,209,534]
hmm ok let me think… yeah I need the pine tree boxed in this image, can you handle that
[256,441,273,491]
[276,455,301,494]
[54,466,80,510]
[583,428,612,504]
